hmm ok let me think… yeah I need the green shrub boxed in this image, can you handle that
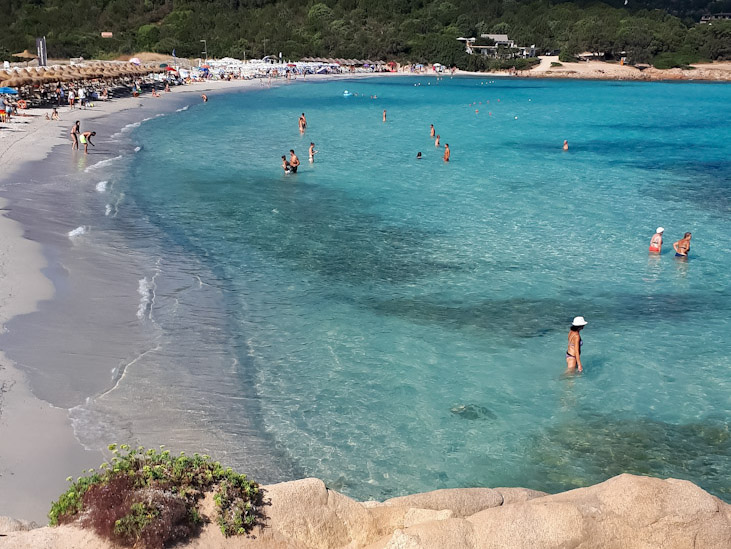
[558,51,578,63]
[550,61,563,67]
[49,445,264,549]
[652,51,699,70]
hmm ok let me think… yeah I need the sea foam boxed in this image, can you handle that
[137,277,155,320]
[68,226,87,238]
[85,155,122,173]
[95,181,108,192]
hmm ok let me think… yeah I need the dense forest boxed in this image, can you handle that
[1,0,730,69]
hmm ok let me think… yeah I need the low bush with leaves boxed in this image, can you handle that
[49,445,265,549]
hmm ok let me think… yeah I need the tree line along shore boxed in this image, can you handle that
[1,1,730,72]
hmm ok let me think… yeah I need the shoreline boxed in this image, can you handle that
[0,76,334,522]
[0,71,727,524]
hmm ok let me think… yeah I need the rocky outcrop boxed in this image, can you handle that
[1,474,728,548]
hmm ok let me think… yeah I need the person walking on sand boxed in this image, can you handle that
[649,227,664,253]
[309,142,317,162]
[673,232,692,258]
[563,140,569,151]
[68,89,75,109]
[430,124,435,138]
[70,120,80,150]
[79,131,96,154]
[289,149,300,173]
[443,144,450,162]
[566,316,587,372]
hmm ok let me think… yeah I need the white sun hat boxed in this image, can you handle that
[656,227,664,233]
[572,316,588,327]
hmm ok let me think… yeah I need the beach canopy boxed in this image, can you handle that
[12,50,37,59]
[0,86,18,94]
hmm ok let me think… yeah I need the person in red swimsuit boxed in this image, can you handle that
[649,227,664,253]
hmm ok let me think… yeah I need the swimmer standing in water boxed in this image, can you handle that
[430,124,435,138]
[201,94,208,102]
[673,232,692,258]
[435,135,440,147]
[383,109,387,122]
[649,227,664,253]
[416,152,422,159]
[309,142,317,162]
[299,113,307,133]
[289,149,300,173]
[563,140,569,151]
[566,316,587,372]
[282,155,292,174]
[443,144,450,162]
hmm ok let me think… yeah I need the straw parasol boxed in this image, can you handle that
[12,50,37,60]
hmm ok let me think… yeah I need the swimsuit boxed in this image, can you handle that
[649,246,660,252]
[675,253,687,258]
[566,339,582,359]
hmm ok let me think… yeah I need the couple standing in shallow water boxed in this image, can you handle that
[649,228,692,258]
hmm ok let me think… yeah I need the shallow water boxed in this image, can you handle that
[37,77,731,499]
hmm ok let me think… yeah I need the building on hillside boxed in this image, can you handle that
[700,13,731,23]
[457,35,535,59]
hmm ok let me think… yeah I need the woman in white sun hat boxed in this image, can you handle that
[566,316,588,372]
[649,227,664,253]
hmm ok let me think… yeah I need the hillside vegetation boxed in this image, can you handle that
[2,1,730,69]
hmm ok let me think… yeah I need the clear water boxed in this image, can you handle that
[99,77,730,499]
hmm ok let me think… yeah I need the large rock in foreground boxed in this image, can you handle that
[1,474,728,548]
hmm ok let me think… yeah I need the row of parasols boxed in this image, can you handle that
[299,57,384,65]
[0,62,169,90]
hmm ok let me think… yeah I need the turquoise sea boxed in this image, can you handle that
[84,77,730,500]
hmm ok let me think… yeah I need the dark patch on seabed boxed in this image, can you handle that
[639,159,731,214]
[172,175,469,284]
[524,412,730,501]
[363,290,731,338]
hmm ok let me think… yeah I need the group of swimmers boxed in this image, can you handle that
[416,123,450,161]
[567,229,693,374]
[282,113,319,174]
[69,120,96,154]
[648,227,692,258]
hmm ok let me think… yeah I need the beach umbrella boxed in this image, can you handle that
[0,87,18,94]
[12,50,37,60]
